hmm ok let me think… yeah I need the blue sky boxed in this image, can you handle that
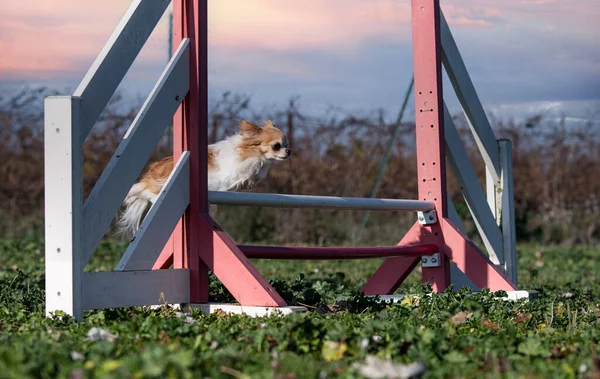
[1,0,598,124]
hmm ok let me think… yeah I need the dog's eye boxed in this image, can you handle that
[272,143,281,151]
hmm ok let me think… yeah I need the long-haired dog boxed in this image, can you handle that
[116,119,291,237]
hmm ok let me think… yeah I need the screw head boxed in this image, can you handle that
[418,216,425,221]
[428,215,434,221]
[421,258,427,264]
[431,258,437,263]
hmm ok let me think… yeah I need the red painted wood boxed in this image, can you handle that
[361,222,424,295]
[240,243,438,260]
[154,0,209,302]
[154,1,186,272]
[152,241,174,270]
[198,214,286,306]
[412,0,450,291]
[172,71,185,270]
[362,0,451,293]
[187,0,210,302]
[442,218,517,291]
[155,1,283,306]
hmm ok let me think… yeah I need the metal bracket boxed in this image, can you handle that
[417,209,437,225]
[421,253,440,267]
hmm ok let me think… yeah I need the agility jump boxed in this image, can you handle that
[44,0,520,320]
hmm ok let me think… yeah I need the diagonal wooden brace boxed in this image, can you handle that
[361,218,516,295]
[441,218,516,291]
[197,214,287,306]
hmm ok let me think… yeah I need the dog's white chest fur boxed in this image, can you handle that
[208,135,272,191]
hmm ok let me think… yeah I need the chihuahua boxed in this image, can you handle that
[116,119,291,237]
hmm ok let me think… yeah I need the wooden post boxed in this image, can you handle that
[44,96,83,320]
[412,0,450,291]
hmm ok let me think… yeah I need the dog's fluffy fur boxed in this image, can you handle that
[116,119,291,237]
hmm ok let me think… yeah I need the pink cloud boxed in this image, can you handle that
[0,0,597,82]
[0,0,170,80]
[208,0,411,51]
[1,0,413,81]
[442,4,506,28]
[448,17,492,27]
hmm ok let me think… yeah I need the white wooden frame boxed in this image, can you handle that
[82,39,190,267]
[117,152,191,271]
[44,96,84,320]
[440,9,518,285]
[82,269,190,310]
[74,0,171,141]
[44,0,191,320]
[440,10,500,182]
[499,140,518,285]
[444,105,504,265]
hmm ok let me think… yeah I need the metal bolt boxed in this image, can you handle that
[57,292,61,296]
[431,258,437,263]
[429,215,434,221]
[56,248,61,253]
[418,216,424,221]
[55,128,60,133]
[422,258,427,264]
[175,95,180,101]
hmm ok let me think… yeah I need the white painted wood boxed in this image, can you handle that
[82,269,190,310]
[486,167,501,225]
[207,191,435,212]
[440,10,500,182]
[188,304,307,317]
[74,0,171,141]
[448,195,480,291]
[44,96,84,320]
[499,140,518,286]
[444,104,504,266]
[82,39,190,267]
[369,290,535,303]
[116,152,190,271]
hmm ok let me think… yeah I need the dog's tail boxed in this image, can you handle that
[115,183,152,238]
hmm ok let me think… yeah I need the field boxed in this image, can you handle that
[1,235,599,378]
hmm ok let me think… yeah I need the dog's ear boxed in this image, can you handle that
[239,120,261,138]
[263,120,275,128]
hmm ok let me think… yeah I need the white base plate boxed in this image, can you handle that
[186,303,307,317]
[148,291,536,316]
[369,290,538,303]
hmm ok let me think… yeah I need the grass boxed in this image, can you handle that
[1,235,599,378]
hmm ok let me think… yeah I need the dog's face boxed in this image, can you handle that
[239,120,291,161]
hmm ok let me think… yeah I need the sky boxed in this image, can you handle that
[1,0,599,124]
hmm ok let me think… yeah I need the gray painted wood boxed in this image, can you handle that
[82,39,190,267]
[116,152,190,271]
[44,96,84,321]
[74,0,171,142]
[444,104,504,266]
[82,269,190,310]
[440,10,501,182]
[499,140,518,285]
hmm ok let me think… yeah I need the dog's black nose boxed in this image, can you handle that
[285,148,291,156]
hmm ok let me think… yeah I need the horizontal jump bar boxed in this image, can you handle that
[238,244,438,260]
[208,191,435,212]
